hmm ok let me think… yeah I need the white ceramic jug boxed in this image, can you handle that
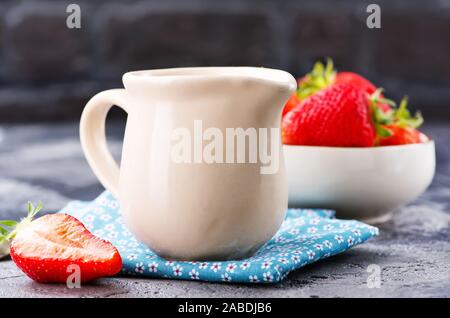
[80,67,296,260]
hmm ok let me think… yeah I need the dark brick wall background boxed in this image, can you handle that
[0,0,449,122]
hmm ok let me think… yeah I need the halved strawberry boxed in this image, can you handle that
[1,203,122,283]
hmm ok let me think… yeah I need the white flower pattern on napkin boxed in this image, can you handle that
[61,191,379,284]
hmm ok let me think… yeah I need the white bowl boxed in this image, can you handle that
[284,141,436,224]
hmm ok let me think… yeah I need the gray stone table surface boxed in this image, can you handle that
[0,121,449,298]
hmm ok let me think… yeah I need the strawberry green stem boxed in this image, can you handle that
[297,58,336,100]
[0,201,42,244]
[369,90,424,141]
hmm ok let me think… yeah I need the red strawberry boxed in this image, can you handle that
[282,94,301,118]
[296,59,336,100]
[282,83,376,147]
[2,203,122,283]
[377,125,428,146]
[375,97,427,146]
[335,72,376,94]
[335,72,391,112]
[295,59,391,112]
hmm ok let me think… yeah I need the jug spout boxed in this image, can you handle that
[247,67,298,95]
[123,67,297,108]
[244,67,298,113]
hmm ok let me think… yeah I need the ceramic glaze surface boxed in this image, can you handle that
[80,67,296,260]
[284,142,436,223]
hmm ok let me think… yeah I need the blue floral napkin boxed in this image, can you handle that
[60,191,378,284]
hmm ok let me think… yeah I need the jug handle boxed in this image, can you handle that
[80,89,128,199]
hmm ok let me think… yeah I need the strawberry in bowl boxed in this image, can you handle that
[282,83,376,147]
[282,60,435,223]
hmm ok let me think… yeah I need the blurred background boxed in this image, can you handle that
[0,0,449,122]
[0,0,450,217]
[1,1,449,298]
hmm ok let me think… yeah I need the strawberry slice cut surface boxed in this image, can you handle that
[10,213,122,283]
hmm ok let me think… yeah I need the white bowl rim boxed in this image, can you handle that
[283,140,435,152]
